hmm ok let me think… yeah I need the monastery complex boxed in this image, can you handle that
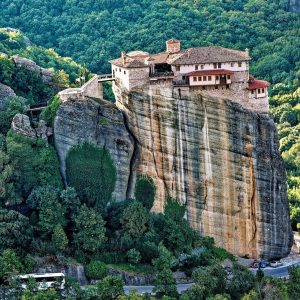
[110,39,271,113]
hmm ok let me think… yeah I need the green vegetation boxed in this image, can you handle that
[66,143,116,211]
[269,83,300,231]
[85,260,108,280]
[135,175,156,210]
[40,95,61,126]
[6,130,63,197]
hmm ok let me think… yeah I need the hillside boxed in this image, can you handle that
[0,0,299,83]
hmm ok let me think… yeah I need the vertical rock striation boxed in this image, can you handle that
[54,97,134,202]
[114,84,292,259]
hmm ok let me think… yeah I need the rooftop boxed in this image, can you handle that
[248,79,271,90]
[186,69,234,76]
[168,47,250,65]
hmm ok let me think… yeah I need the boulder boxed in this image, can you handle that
[0,83,16,111]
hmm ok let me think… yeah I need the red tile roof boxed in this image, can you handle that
[186,69,234,76]
[248,79,271,90]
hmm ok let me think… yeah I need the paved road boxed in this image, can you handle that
[124,261,300,295]
[251,261,300,278]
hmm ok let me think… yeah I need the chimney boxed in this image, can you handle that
[166,39,181,53]
[121,51,126,65]
[245,48,250,57]
[187,49,191,58]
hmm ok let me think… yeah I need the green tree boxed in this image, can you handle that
[27,186,66,236]
[51,224,68,254]
[73,204,107,255]
[6,131,63,197]
[97,276,124,300]
[0,209,32,252]
[226,264,255,299]
[0,149,20,206]
[191,263,227,298]
[154,267,178,299]
[0,249,23,281]
[85,260,108,280]
[0,96,25,134]
[135,175,156,210]
[60,187,81,217]
[287,266,300,300]
[152,243,175,271]
[0,55,14,85]
[127,248,141,265]
[121,200,149,239]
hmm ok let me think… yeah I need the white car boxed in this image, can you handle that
[270,261,283,268]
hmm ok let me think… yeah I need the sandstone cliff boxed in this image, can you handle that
[113,84,292,259]
[54,97,134,202]
[53,85,292,259]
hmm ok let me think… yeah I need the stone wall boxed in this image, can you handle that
[114,83,292,259]
[54,97,134,202]
[58,75,103,102]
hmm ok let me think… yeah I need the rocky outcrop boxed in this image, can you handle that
[0,83,16,111]
[12,55,54,84]
[54,97,134,202]
[11,114,53,141]
[113,84,292,260]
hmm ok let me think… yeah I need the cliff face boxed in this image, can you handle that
[113,84,292,259]
[54,97,134,202]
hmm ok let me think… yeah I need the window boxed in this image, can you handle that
[201,65,204,69]
[261,88,265,93]
[124,70,126,74]
[198,76,202,81]
[216,76,219,80]
[258,89,261,94]
[193,76,197,82]
[176,65,180,71]
[215,85,218,90]
[251,90,255,94]
[203,76,207,81]
[195,65,199,70]
[218,63,221,68]
[238,62,242,67]
[213,63,217,69]
[227,75,231,79]
[208,76,212,81]
[226,84,229,89]
[231,63,235,67]
[119,68,121,72]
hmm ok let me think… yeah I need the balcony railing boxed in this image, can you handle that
[173,79,189,86]
[149,71,174,78]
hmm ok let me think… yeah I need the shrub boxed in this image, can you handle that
[6,130,63,197]
[126,249,141,265]
[40,95,61,125]
[85,260,108,280]
[134,175,156,210]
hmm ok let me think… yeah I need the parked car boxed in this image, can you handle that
[270,261,283,268]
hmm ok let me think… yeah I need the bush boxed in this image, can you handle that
[85,260,108,280]
[40,95,61,125]
[66,143,116,211]
[126,249,141,265]
[6,130,63,197]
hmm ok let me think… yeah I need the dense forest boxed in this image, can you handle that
[0,0,300,299]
